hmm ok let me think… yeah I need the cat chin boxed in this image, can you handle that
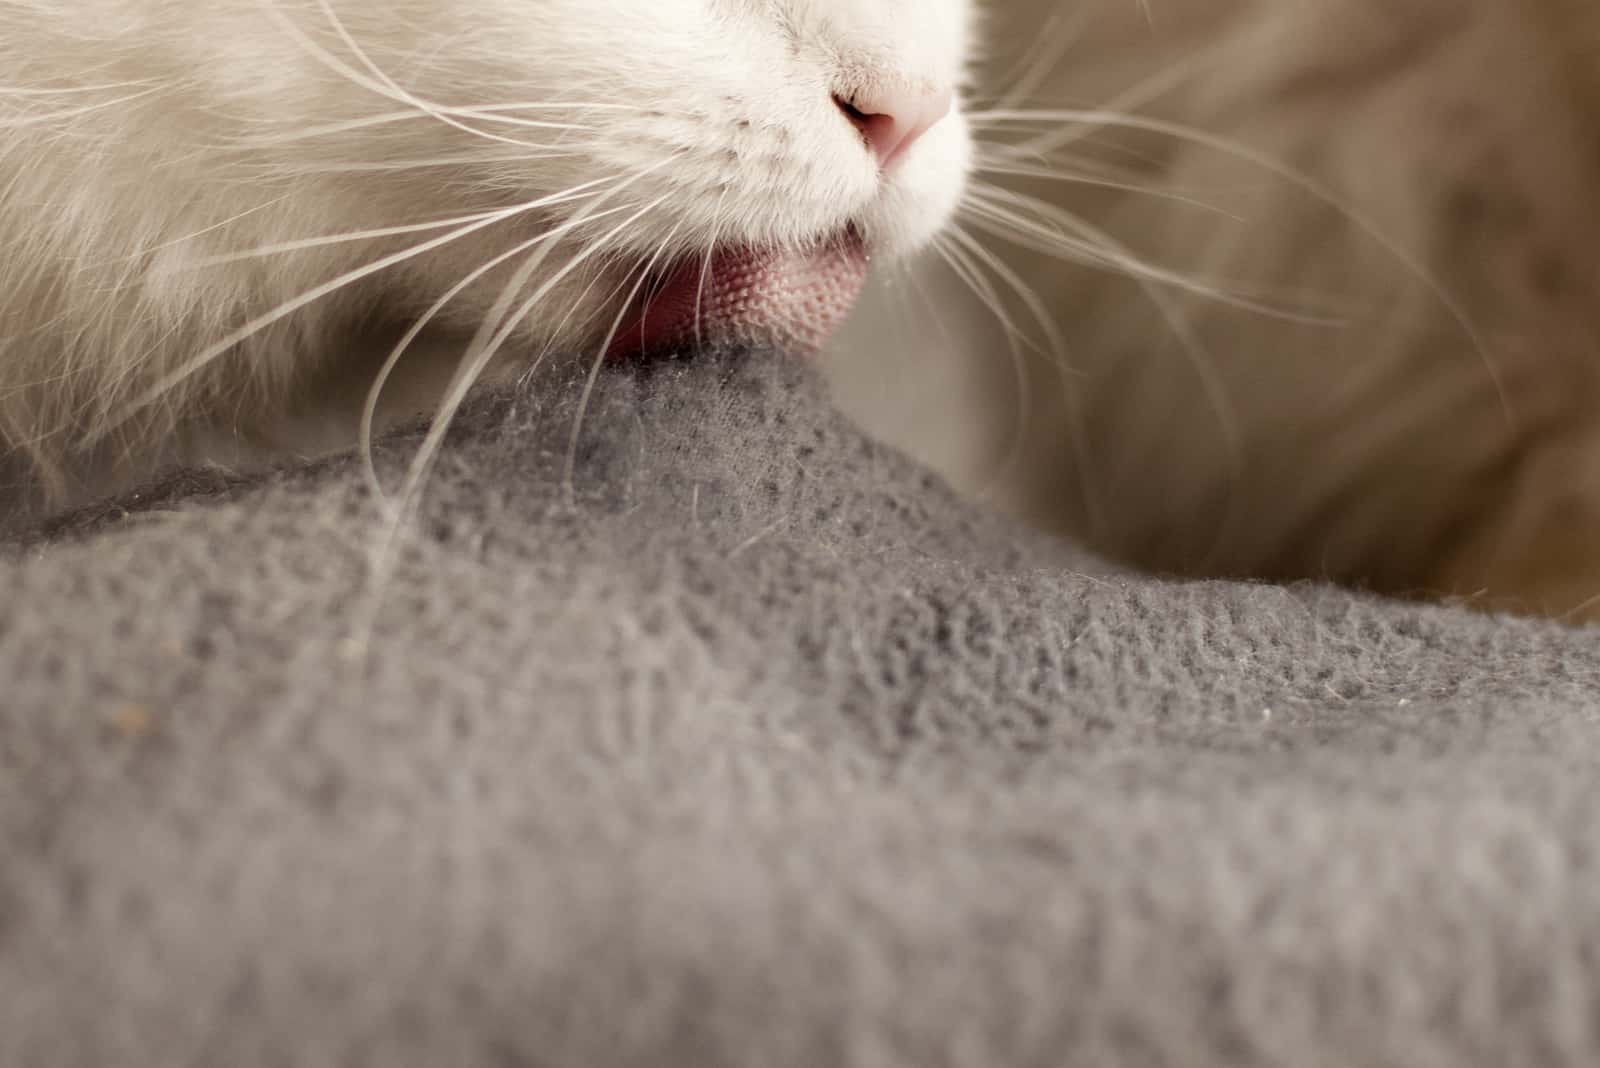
[605,231,871,363]
[852,111,973,258]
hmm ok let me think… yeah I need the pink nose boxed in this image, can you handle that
[835,84,954,172]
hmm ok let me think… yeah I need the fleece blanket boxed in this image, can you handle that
[4,349,1600,1068]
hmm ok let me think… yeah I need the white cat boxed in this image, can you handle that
[0,0,972,509]
[12,0,1599,622]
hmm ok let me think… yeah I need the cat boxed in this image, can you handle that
[0,0,972,515]
[832,0,1600,622]
[10,0,1599,624]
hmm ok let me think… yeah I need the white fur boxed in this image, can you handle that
[0,0,973,507]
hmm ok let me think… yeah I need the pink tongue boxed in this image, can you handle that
[608,238,870,361]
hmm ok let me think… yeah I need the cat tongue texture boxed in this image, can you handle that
[610,240,869,360]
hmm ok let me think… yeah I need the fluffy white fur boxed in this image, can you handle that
[0,0,973,508]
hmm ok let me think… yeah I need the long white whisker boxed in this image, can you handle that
[356,200,636,506]
[72,194,299,273]
[313,0,568,151]
[225,100,683,149]
[973,156,1246,221]
[227,111,588,148]
[927,233,1037,495]
[372,150,684,516]
[1007,199,1246,520]
[349,186,675,666]
[190,176,617,267]
[946,226,1068,369]
[990,6,1091,114]
[255,0,564,153]
[967,34,1248,155]
[564,219,688,502]
[963,185,1345,325]
[99,196,559,438]
[966,106,1509,418]
[245,152,581,175]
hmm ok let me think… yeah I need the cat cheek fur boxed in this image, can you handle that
[0,0,975,509]
[542,0,975,255]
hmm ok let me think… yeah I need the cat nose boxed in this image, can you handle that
[834,84,954,172]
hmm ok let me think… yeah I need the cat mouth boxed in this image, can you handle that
[606,232,870,362]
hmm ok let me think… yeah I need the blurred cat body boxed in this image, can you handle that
[834,0,1600,619]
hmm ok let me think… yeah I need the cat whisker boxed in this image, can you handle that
[465,101,695,117]
[309,0,542,152]
[929,232,1033,359]
[962,183,1346,326]
[946,225,1069,369]
[564,220,689,504]
[929,233,1036,418]
[457,101,689,114]
[928,227,1044,496]
[357,199,638,507]
[231,155,585,180]
[94,191,570,440]
[281,151,580,169]
[967,190,1246,523]
[963,105,1511,419]
[967,33,1245,153]
[257,0,577,155]
[224,110,595,148]
[349,185,675,664]
[986,6,1092,115]
[377,153,682,507]
[958,197,1241,475]
[977,140,1286,204]
[73,195,301,273]
[972,155,1246,221]
[222,100,688,150]
[512,262,633,393]
[188,177,618,268]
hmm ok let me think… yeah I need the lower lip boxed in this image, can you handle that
[605,233,871,362]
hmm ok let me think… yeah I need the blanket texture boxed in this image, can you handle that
[4,351,1600,1067]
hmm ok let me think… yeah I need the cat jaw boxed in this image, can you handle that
[0,0,975,508]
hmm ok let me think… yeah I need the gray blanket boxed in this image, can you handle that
[5,351,1600,1067]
